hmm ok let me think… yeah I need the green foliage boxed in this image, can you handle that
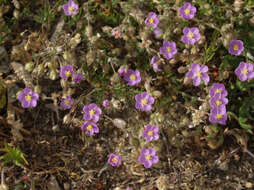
[0,144,28,167]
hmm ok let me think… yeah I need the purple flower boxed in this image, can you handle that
[118,65,128,77]
[186,63,210,86]
[60,96,74,109]
[209,93,228,109]
[17,88,39,108]
[209,107,227,125]
[142,124,159,142]
[153,27,162,38]
[135,92,154,111]
[124,69,141,86]
[228,40,244,56]
[108,153,121,167]
[112,29,121,39]
[160,41,177,60]
[138,148,159,168]
[81,121,99,135]
[209,83,228,98]
[150,56,162,72]
[83,103,102,123]
[62,0,79,16]
[60,65,74,80]
[179,2,196,20]
[181,27,200,45]
[145,12,159,28]
[103,100,110,107]
[73,73,82,83]
[235,62,254,81]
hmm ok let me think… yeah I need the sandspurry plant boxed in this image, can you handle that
[138,148,158,168]
[209,107,227,125]
[160,41,177,60]
[186,63,210,86]
[235,62,254,82]
[60,65,74,80]
[124,69,141,86]
[73,73,82,83]
[81,121,99,135]
[108,153,121,167]
[60,96,74,109]
[181,27,200,45]
[142,124,159,142]
[145,12,159,29]
[209,93,228,110]
[62,0,79,16]
[83,103,102,123]
[150,56,162,72]
[135,92,154,111]
[17,88,39,108]
[179,2,197,20]
[209,83,228,98]
[228,40,244,56]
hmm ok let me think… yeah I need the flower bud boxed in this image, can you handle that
[63,114,72,124]
[34,85,41,94]
[63,51,72,61]
[13,9,20,19]
[113,118,126,129]
[49,70,58,80]
[152,90,162,98]
[177,66,188,73]
[112,99,122,110]
[25,62,34,72]
[70,33,81,49]
[13,0,20,9]
[37,64,44,75]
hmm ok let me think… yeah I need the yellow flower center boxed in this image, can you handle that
[64,100,70,105]
[149,18,154,24]
[146,155,151,160]
[216,114,222,119]
[87,124,93,131]
[89,109,95,116]
[141,99,147,105]
[65,70,72,77]
[185,9,190,14]
[167,47,171,53]
[188,32,194,39]
[25,94,32,101]
[69,7,74,12]
[112,157,118,163]
[215,89,221,94]
[233,45,239,51]
[242,68,248,75]
[215,100,222,106]
[130,74,136,81]
[148,131,153,136]
[196,72,201,77]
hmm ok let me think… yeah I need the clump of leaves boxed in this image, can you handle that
[0,144,28,167]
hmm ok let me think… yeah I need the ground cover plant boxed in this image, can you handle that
[1,0,254,189]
